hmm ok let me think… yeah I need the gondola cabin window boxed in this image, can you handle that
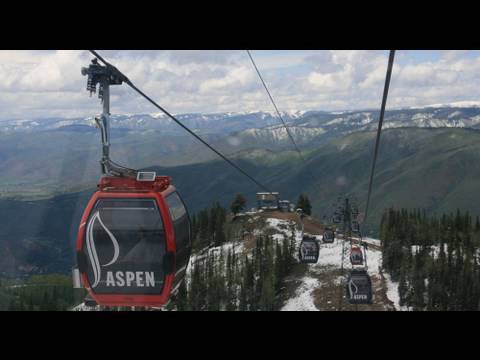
[82,198,166,295]
[165,192,191,289]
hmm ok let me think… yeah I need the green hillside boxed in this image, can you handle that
[2,127,480,275]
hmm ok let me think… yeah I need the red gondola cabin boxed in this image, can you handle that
[350,246,364,266]
[76,174,191,308]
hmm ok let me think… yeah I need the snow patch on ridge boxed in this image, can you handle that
[281,276,321,311]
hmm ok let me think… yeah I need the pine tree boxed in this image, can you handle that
[176,280,188,311]
[225,249,237,311]
[18,298,25,311]
[214,206,226,246]
[216,249,227,309]
[42,291,50,311]
[198,210,209,249]
[208,205,217,246]
[259,270,275,311]
[411,258,426,311]
[231,193,247,215]
[274,243,283,292]
[239,256,250,311]
[296,194,312,215]
[189,259,205,311]
[206,253,217,311]
[51,286,58,311]
[246,256,256,310]
[398,258,408,307]
[8,298,15,311]
[28,297,34,311]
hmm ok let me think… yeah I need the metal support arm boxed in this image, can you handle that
[82,58,138,178]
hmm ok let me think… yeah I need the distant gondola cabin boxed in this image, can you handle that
[350,246,364,266]
[346,269,372,304]
[279,200,291,212]
[299,235,320,263]
[323,228,335,243]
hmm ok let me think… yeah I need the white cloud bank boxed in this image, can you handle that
[1,50,480,121]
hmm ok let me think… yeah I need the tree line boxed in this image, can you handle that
[174,194,307,311]
[190,201,228,252]
[380,208,480,310]
[175,230,297,311]
[190,191,311,252]
[0,274,82,311]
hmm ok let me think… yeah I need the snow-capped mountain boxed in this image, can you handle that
[406,100,480,109]
[286,106,480,143]
[0,111,305,135]
[226,125,327,149]
[3,105,480,140]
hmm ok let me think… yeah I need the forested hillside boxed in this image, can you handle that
[381,208,480,310]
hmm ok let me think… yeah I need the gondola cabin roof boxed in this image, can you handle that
[98,175,172,193]
[302,235,317,242]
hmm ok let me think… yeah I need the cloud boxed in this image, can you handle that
[199,66,254,93]
[0,50,89,93]
[440,50,469,61]
[1,50,480,121]
[307,64,354,92]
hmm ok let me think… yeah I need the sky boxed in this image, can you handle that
[1,50,480,121]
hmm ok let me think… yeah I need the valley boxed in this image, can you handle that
[3,106,480,279]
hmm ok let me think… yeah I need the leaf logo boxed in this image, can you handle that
[348,278,358,297]
[86,211,120,288]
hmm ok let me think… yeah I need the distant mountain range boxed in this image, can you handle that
[0,111,304,135]
[3,103,480,136]
[3,104,480,198]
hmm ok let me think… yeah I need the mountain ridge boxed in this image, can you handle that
[4,105,480,135]
[4,105,480,199]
